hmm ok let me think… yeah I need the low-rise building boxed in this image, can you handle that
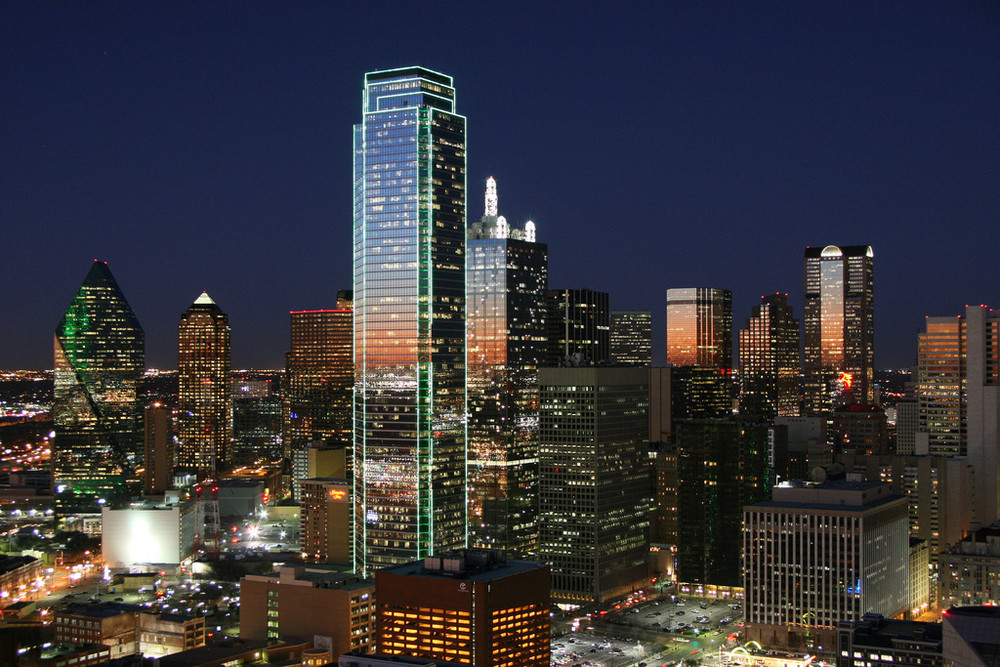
[837,613,942,667]
[939,522,1000,608]
[53,602,141,660]
[139,611,206,657]
[240,565,375,658]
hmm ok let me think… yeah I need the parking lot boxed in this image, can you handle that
[554,595,745,667]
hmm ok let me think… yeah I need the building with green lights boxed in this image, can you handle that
[352,67,467,574]
[54,260,144,513]
[466,177,548,557]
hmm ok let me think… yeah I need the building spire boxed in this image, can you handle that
[485,176,498,217]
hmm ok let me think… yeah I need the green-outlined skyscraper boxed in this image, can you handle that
[54,260,144,513]
[352,67,467,574]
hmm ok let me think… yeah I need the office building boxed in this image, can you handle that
[240,565,375,657]
[143,404,173,494]
[833,405,890,454]
[803,245,875,414]
[670,366,732,421]
[674,418,779,587]
[837,614,942,667]
[284,293,353,455]
[54,603,142,660]
[938,523,1000,608]
[744,481,909,652]
[538,367,650,605]
[738,293,800,419]
[292,443,349,502]
[300,478,352,566]
[232,395,282,465]
[834,452,974,560]
[353,67,467,574]
[466,177,548,555]
[611,310,653,366]
[649,440,678,546]
[178,292,232,477]
[941,606,1000,667]
[376,549,549,666]
[546,288,610,366]
[666,288,732,371]
[54,260,144,513]
[916,306,1000,524]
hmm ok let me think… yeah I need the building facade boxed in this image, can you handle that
[143,404,173,494]
[375,550,550,667]
[546,288,610,366]
[538,367,650,605]
[803,245,875,414]
[300,477,352,567]
[352,67,467,574]
[611,310,653,366]
[916,306,1000,524]
[240,565,375,657]
[466,177,548,556]
[666,288,732,371]
[284,294,354,455]
[744,481,909,653]
[738,293,800,419]
[54,260,144,513]
[177,292,232,476]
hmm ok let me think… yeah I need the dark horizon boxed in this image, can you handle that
[3,2,998,370]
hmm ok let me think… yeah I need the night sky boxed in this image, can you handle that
[3,2,998,370]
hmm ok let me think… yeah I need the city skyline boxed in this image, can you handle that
[3,3,999,370]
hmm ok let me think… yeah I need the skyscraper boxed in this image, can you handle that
[611,310,653,365]
[538,367,650,604]
[54,260,144,513]
[466,177,548,555]
[177,292,232,477]
[546,288,610,366]
[803,245,874,414]
[666,288,733,371]
[916,305,1000,523]
[284,292,353,455]
[738,293,800,418]
[353,67,467,574]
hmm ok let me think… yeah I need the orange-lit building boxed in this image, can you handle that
[665,287,732,371]
[178,292,232,476]
[376,549,550,667]
[299,477,351,566]
[802,245,874,414]
[240,565,374,656]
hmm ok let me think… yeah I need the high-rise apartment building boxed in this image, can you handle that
[538,367,650,605]
[352,67,467,574]
[803,245,874,414]
[54,260,144,513]
[177,292,232,477]
[744,481,909,652]
[611,310,653,366]
[376,549,550,667]
[666,288,732,371]
[546,289,610,366]
[738,293,800,419]
[284,291,353,455]
[466,177,548,556]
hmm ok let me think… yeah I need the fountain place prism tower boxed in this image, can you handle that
[352,67,467,574]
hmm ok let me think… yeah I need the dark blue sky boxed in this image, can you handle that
[3,2,998,370]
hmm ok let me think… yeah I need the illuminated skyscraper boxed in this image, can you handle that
[284,291,353,454]
[611,310,653,366]
[467,177,548,555]
[353,67,467,574]
[178,292,232,476]
[803,245,874,414]
[54,260,144,512]
[546,288,610,366]
[738,293,800,418]
[916,305,1000,523]
[665,288,732,370]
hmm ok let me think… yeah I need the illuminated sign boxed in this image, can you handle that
[329,489,347,501]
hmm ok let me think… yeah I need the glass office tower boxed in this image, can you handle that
[467,177,548,556]
[353,67,467,574]
[665,288,732,371]
[803,245,874,414]
[54,260,144,513]
[738,293,800,418]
